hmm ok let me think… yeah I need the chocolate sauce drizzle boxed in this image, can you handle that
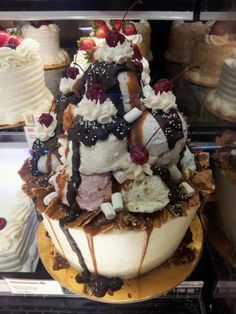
[152,166,188,216]
[152,109,184,150]
[69,115,130,148]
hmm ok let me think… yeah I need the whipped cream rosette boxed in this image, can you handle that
[19,27,214,298]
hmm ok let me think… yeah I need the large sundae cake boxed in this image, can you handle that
[19,26,214,297]
[184,21,236,87]
[21,22,70,69]
[0,31,53,127]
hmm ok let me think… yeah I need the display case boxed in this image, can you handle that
[0,1,236,313]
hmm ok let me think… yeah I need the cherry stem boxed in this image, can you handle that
[122,0,143,22]
[144,126,161,147]
[73,62,85,74]
[170,65,199,82]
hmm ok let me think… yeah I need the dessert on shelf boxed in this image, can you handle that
[0,31,53,128]
[165,20,213,64]
[19,22,214,298]
[213,131,236,250]
[0,147,38,272]
[204,51,236,122]
[184,21,236,87]
[21,21,70,69]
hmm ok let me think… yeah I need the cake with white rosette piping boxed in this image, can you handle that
[21,22,70,69]
[204,50,236,122]
[0,38,53,127]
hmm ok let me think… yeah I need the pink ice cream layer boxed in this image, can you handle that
[76,173,112,211]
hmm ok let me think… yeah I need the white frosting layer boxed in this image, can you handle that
[22,23,69,67]
[42,206,197,279]
[142,85,177,113]
[206,55,236,119]
[95,40,133,64]
[122,175,169,213]
[205,34,236,45]
[0,191,37,272]
[0,39,53,125]
[0,145,38,272]
[75,97,117,124]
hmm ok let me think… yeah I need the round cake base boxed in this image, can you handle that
[37,215,203,303]
[203,96,236,124]
[43,58,70,70]
[0,121,25,130]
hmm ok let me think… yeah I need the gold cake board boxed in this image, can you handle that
[37,215,203,303]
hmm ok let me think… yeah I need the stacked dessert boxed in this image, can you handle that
[213,131,236,250]
[184,21,236,87]
[165,20,213,64]
[21,22,70,69]
[0,31,53,127]
[204,50,236,122]
[19,27,214,297]
[0,146,38,272]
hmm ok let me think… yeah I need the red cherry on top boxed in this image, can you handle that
[67,67,79,79]
[106,30,126,47]
[0,31,9,47]
[112,20,124,32]
[79,37,96,51]
[7,35,21,47]
[38,113,54,127]
[86,84,107,104]
[122,21,137,36]
[130,145,149,165]
[0,217,7,230]
[153,79,173,95]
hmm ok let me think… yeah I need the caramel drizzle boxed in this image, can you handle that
[138,227,153,275]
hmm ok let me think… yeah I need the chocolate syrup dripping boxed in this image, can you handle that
[54,93,72,135]
[31,136,59,176]
[152,109,184,150]
[66,127,82,212]
[59,221,90,277]
[138,226,153,275]
[152,166,188,216]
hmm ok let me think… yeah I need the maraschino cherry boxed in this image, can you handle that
[0,217,7,230]
[67,67,79,79]
[106,31,125,47]
[130,126,161,165]
[153,79,173,94]
[38,113,53,127]
[86,84,107,104]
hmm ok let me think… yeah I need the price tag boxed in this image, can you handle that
[3,277,64,296]
[23,112,41,147]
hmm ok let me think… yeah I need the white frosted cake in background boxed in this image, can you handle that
[204,51,236,122]
[0,37,53,127]
[0,144,38,272]
[214,131,236,250]
[21,22,70,69]
[165,20,213,64]
[184,21,236,87]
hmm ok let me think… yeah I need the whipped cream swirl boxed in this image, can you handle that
[0,39,40,70]
[35,113,57,141]
[142,85,177,112]
[75,97,117,124]
[94,41,133,64]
